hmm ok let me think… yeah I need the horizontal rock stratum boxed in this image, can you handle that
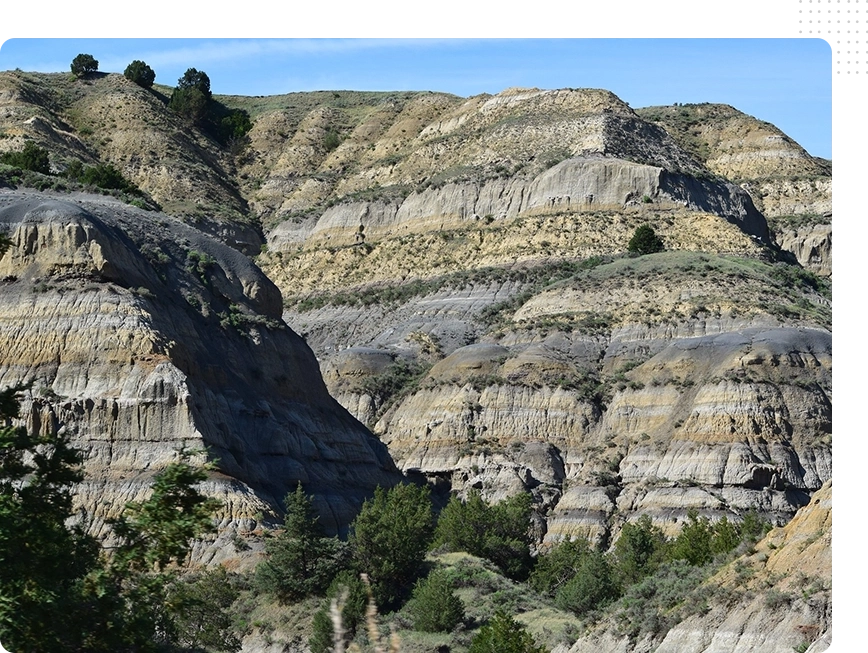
[0,190,401,558]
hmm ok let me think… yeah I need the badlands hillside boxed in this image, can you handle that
[0,69,831,652]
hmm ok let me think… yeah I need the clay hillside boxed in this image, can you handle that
[0,68,831,653]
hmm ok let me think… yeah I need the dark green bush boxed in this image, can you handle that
[434,490,534,580]
[170,86,210,124]
[627,224,665,255]
[407,569,465,632]
[529,537,593,595]
[468,611,545,653]
[70,53,98,77]
[78,163,138,193]
[613,514,668,585]
[554,550,621,617]
[324,129,341,152]
[309,570,369,653]
[123,60,156,89]
[176,68,212,99]
[0,141,50,174]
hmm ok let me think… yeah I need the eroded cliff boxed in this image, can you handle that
[0,190,401,557]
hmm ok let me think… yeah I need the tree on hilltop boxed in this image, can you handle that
[177,68,212,99]
[71,53,99,78]
[123,60,156,89]
[170,68,213,124]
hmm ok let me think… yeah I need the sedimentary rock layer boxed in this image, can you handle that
[0,190,401,551]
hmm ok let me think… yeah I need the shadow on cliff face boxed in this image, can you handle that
[0,190,402,539]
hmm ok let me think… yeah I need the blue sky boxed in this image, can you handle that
[0,38,832,159]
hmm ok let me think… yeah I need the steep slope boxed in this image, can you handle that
[0,189,401,556]
[636,104,831,276]
[306,252,831,544]
[567,481,831,653]
[1,75,831,568]
[0,70,257,248]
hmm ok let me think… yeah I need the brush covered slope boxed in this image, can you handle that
[567,480,831,653]
[636,103,831,276]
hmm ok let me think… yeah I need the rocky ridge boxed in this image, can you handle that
[636,103,831,276]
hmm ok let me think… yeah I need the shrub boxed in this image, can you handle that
[164,568,241,652]
[613,514,668,585]
[627,224,664,255]
[309,570,369,653]
[668,509,715,566]
[529,537,593,596]
[613,559,711,638]
[468,611,545,653]
[407,569,465,632]
[434,490,534,580]
[170,68,213,124]
[170,86,210,124]
[78,163,138,193]
[554,550,621,617]
[217,108,253,145]
[323,129,341,152]
[186,250,217,285]
[123,60,156,89]
[0,141,50,174]
[70,53,98,77]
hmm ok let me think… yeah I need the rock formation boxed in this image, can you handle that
[0,73,832,650]
[0,190,401,558]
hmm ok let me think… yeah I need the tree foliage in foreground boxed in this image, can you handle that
[0,385,234,652]
[254,482,345,603]
[0,385,98,650]
[309,570,369,653]
[350,483,434,607]
[613,514,669,585]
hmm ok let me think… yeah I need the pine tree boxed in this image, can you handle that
[254,482,345,602]
[350,483,434,607]
[408,569,464,632]
[468,611,545,653]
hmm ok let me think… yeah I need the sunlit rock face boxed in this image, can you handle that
[0,191,401,559]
